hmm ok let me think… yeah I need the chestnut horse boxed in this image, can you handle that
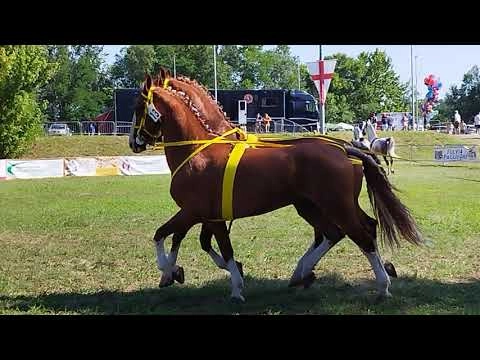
[130,75,422,301]
[154,68,397,285]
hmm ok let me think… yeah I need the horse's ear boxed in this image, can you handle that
[159,67,166,81]
[166,68,172,78]
[144,74,153,91]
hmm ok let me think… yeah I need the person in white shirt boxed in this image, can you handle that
[453,110,461,135]
[474,112,480,135]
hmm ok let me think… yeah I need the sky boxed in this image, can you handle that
[102,45,480,99]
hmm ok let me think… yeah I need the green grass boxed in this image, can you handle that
[1,162,480,314]
[20,131,477,160]
[20,135,164,159]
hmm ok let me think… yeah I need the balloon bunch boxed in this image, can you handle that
[421,74,442,116]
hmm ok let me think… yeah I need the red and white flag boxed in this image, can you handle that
[307,59,336,105]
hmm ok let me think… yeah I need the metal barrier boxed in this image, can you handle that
[81,121,116,135]
[393,144,479,164]
[116,122,132,135]
[43,122,82,135]
[43,121,117,136]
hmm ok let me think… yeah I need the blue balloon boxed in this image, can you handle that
[437,82,442,89]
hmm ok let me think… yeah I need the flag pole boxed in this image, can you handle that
[319,45,325,134]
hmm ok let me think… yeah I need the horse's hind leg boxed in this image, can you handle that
[358,209,397,278]
[289,200,345,288]
[206,222,245,302]
[340,210,392,298]
[199,223,244,278]
[383,155,390,175]
[390,155,394,174]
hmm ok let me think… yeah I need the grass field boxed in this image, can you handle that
[20,130,476,159]
[2,131,480,314]
[1,158,480,314]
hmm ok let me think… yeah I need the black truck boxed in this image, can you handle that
[113,88,320,133]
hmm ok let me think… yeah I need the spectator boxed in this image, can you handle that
[474,112,480,135]
[453,110,461,135]
[89,122,95,136]
[263,113,272,133]
[402,113,409,131]
[255,113,263,133]
[381,113,388,131]
[387,115,393,131]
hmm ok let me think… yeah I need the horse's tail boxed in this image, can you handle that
[346,146,423,249]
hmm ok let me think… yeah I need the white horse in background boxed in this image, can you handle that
[364,120,398,175]
[352,125,370,150]
[352,125,382,166]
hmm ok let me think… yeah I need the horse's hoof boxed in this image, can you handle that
[235,261,244,278]
[230,294,246,303]
[173,266,185,284]
[288,274,303,288]
[159,276,174,288]
[384,261,398,278]
[302,272,316,289]
[375,291,393,303]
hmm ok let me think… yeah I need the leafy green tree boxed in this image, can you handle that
[0,46,56,158]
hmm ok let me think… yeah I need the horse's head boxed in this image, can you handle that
[129,74,165,153]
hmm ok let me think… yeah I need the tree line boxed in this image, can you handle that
[1,44,477,158]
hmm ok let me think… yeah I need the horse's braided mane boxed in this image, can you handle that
[159,84,223,137]
[176,75,235,126]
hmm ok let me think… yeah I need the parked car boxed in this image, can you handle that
[48,123,72,136]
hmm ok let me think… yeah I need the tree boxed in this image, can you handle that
[439,65,480,123]
[0,46,56,158]
[322,50,408,123]
[42,45,112,122]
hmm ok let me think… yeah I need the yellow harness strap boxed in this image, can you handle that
[169,127,241,179]
[222,143,249,220]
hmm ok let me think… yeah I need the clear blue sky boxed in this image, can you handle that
[102,45,480,99]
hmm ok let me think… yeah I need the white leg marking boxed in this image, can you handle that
[364,250,391,297]
[156,237,169,272]
[208,249,227,270]
[226,258,244,301]
[290,241,316,284]
[301,236,334,278]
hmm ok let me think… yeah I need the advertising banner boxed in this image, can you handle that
[6,159,64,179]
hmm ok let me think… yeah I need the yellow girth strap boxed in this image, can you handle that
[222,143,248,220]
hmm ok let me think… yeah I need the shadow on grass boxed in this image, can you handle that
[1,274,479,315]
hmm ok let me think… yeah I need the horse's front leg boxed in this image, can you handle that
[390,156,394,174]
[153,210,198,288]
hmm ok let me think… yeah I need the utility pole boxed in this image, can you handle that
[213,45,218,101]
[410,45,415,130]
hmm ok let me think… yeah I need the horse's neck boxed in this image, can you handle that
[161,95,213,144]
[353,128,360,140]
[172,79,233,135]
[366,126,377,142]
